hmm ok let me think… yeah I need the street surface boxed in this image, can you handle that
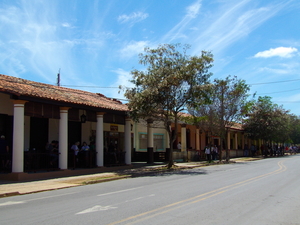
[0,155,300,225]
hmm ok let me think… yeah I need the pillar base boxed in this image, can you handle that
[147,147,154,164]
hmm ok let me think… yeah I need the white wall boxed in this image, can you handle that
[81,121,91,144]
[48,118,59,142]
[135,120,168,151]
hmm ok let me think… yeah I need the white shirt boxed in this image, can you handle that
[205,147,210,154]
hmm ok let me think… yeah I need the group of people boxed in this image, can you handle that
[204,145,219,161]
[70,141,95,168]
[244,144,291,158]
[45,140,96,168]
[45,140,59,167]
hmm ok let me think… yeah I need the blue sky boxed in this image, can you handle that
[1,0,300,115]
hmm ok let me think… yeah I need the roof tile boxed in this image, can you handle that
[0,74,128,112]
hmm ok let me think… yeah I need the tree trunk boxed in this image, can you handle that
[219,138,223,162]
[225,130,230,162]
[167,118,177,169]
[167,139,174,169]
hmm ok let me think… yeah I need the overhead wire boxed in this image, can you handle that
[60,78,300,103]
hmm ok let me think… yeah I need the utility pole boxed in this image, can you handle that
[57,68,61,86]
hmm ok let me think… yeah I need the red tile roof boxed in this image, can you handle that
[0,74,128,112]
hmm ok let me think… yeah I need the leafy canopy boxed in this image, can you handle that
[123,43,213,123]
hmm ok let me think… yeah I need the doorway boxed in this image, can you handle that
[30,117,48,151]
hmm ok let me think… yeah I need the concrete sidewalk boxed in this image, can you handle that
[0,158,259,198]
[0,172,124,197]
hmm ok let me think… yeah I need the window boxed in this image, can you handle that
[138,133,164,152]
[154,134,164,151]
[139,133,147,151]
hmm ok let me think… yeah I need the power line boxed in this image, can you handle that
[253,87,300,95]
[275,101,300,103]
[249,78,300,86]
[61,85,119,88]
[61,78,300,89]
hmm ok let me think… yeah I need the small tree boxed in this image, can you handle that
[122,43,213,168]
[288,114,300,144]
[244,96,290,148]
[189,76,251,162]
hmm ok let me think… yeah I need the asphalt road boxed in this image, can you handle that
[0,155,300,225]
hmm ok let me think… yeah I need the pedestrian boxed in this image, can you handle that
[212,145,218,160]
[250,144,256,157]
[204,145,211,162]
[177,142,181,150]
[0,135,9,170]
[244,144,249,157]
[81,142,90,167]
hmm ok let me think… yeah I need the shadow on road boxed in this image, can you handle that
[116,166,208,178]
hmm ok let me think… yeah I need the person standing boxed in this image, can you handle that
[177,142,181,150]
[81,142,90,167]
[71,142,80,156]
[212,145,218,160]
[250,144,256,157]
[0,135,9,170]
[204,145,211,162]
[244,144,249,157]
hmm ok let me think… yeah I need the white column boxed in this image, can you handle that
[96,112,104,167]
[196,126,200,150]
[125,117,131,165]
[12,100,27,173]
[147,119,153,148]
[59,107,69,170]
[181,124,187,152]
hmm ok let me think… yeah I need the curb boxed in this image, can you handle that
[82,175,131,185]
[0,192,20,198]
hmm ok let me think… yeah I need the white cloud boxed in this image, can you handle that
[104,68,133,99]
[62,23,70,27]
[161,0,202,42]
[118,11,148,24]
[112,68,133,88]
[258,67,290,74]
[119,41,149,58]
[61,22,71,28]
[254,47,298,58]
[165,0,291,58]
[186,1,202,18]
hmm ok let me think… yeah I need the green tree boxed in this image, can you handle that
[243,96,290,148]
[189,76,251,162]
[288,114,300,144]
[122,43,213,168]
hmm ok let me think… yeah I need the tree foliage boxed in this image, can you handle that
[188,75,251,161]
[288,114,300,144]
[243,96,290,144]
[122,43,213,168]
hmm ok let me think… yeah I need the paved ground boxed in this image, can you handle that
[0,158,260,198]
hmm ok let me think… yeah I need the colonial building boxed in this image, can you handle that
[0,74,132,180]
[0,74,249,180]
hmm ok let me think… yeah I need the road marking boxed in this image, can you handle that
[76,194,155,215]
[26,192,79,202]
[97,186,143,197]
[0,201,25,206]
[108,159,288,225]
[76,205,118,214]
